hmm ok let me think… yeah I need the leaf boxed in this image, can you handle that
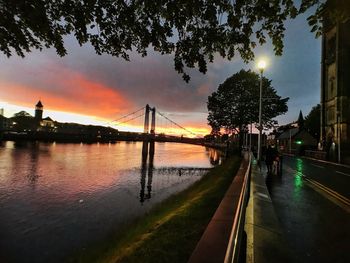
[0,0,321,81]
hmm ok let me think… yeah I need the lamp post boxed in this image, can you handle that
[249,120,252,152]
[257,60,266,165]
[337,112,341,163]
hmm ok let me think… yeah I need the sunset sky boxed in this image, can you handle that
[0,10,320,137]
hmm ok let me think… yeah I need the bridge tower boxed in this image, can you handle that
[144,104,150,133]
[150,107,156,135]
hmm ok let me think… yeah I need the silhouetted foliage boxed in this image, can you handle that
[13,111,32,117]
[304,104,320,139]
[207,69,288,146]
[10,112,36,132]
[0,0,335,81]
[221,133,229,142]
[297,110,304,128]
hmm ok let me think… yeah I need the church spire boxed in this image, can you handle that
[297,110,304,128]
[35,100,43,120]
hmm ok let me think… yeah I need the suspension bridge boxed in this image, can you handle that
[108,104,202,143]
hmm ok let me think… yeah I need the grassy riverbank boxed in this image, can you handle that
[71,156,241,263]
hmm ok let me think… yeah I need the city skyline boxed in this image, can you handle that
[0,10,320,136]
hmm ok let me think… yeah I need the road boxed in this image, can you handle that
[265,155,350,263]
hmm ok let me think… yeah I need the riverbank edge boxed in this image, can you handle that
[68,156,241,263]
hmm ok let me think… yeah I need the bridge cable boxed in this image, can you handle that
[106,106,145,125]
[156,111,197,137]
[113,112,145,126]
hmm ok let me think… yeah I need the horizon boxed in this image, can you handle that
[0,9,320,138]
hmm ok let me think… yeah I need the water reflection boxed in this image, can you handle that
[27,144,40,188]
[294,158,304,187]
[140,141,154,203]
[0,141,221,263]
[207,147,222,165]
[10,142,39,189]
[293,158,304,202]
[139,142,215,204]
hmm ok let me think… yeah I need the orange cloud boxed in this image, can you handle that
[0,63,211,134]
[0,71,133,119]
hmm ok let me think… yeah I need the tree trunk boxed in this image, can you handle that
[238,125,244,151]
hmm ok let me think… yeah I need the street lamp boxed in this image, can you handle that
[257,60,266,165]
[337,111,341,163]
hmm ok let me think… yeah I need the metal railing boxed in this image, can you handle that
[224,153,251,263]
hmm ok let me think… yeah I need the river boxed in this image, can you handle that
[0,141,222,262]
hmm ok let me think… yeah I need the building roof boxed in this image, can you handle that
[42,117,53,121]
[277,127,300,140]
[36,100,43,107]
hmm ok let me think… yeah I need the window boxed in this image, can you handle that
[326,35,336,65]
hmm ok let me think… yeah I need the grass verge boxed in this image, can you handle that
[70,156,241,263]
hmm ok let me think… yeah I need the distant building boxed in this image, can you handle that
[273,112,317,153]
[33,101,56,131]
[37,116,56,132]
[0,115,10,131]
[277,127,318,153]
[320,5,350,162]
[35,100,43,120]
[2,101,119,142]
[40,117,55,128]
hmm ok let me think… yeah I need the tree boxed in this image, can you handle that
[0,0,335,81]
[13,111,32,117]
[207,69,288,147]
[297,110,304,128]
[304,104,320,139]
[10,111,35,132]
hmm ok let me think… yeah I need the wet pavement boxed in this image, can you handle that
[265,155,350,263]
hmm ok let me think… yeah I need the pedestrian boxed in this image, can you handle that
[252,146,257,159]
[265,145,275,174]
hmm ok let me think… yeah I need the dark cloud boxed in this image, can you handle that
[46,42,216,113]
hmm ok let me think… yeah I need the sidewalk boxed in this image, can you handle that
[244,160,291,263]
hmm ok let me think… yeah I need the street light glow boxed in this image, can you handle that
[257,60,267,71]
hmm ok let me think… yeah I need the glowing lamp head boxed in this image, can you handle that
[257,60,266,72]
